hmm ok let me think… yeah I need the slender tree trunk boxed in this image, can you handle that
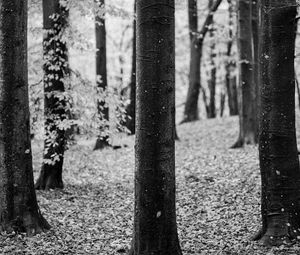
[129,0,182,254]
[94,0,110,150]
[225,0,238,116]
[0,0,50,234]
[231,0,258,148]
[35,0,69,190]
[207,0,216,119]
[182,0,223,124]
[254,0,300,246]
[296,77,300,110]
[252,0,260,138]
[182,0,202,123]
[220,91,226,117]
[125,0,136,135]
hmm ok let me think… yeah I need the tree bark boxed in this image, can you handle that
[182,0,201,123]
[225,0,238,116]
[0,0,50,234]
[94,0,110,150]
[129,0,182,254]
[231,0,258,148]
[255,0,300,246]
[252,0,260,139]
[182,0,223,124]
[125,0,136,135]
[35,0,69,190]
[207,0,217,119]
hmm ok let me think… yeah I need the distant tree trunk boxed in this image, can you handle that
[94,0,110,150]
[254,0,300,246]
[182,0,201,123]
[207,0,216,119]
[252,0,260,137]
[220,91,226,117]
[125,0,136,135]
[129,0,182,254]
[0,0,50,234]
[231,0,257,148]
[35,0,69,190]
[225,0,238,116]
[296,77,300,110]
[182,0,223,124]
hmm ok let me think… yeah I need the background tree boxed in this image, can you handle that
[225,0,238,116]
[129,0,182,253]
[0,0,50,234]
[206,0,217,119]
[35,0,70,190]
[254,0,300,245]
[181,0,222,124]
[231,0,257,148]
[125,0,136,135]
[94,0,110,149]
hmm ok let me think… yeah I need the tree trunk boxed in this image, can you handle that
[94,0,110,150]
[35,0,69,190]
[255,0,300,246]
[125,0,136,135]
[129,0,182,254]
[181,0,202,123]
[225,0,238,116]
[207,0,216,119]
[182,0,223,124]
[220,91,226,117]
[231,0,258,148]
[0,0,50,234]
[252,0,260,139]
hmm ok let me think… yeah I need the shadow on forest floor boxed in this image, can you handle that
[1,114,300,254]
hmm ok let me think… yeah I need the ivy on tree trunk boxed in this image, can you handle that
[35,0,69,190]
[94,0,110,150]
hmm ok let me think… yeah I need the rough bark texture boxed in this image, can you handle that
[125,0,136,135]
[232,0,258,148]
[182,0,223,124]
[129,0,182,254]
[35,0,69,190]
[255,0,300,246]
[0,0,50,234]
[225,0,238,116]
[94,0,110,150]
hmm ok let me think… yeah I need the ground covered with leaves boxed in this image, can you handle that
[1,116,300,254]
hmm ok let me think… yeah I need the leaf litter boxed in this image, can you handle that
[1,115,300,254]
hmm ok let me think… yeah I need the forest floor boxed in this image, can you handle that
[1,115,300,255]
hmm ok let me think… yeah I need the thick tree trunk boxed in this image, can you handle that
[94,0,110,150]
[225,0,238,116]
[255,0,300,246]
[182,0,223,124]
[125,0,136,135]
[35,0,69,190]
[207,0,216,119]
[231,0,258,148]
[0,0,50,234]
[129,0,182,254]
